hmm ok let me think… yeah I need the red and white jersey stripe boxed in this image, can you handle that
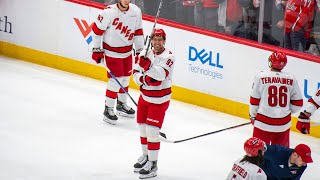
[90,3,144,58]
[250,71,303,132]
[133,48,175,104]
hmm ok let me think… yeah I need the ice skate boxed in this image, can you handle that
[139,161,158,179]
[134,154,148,173]
[116,100,135,118]
[103,106,118,125]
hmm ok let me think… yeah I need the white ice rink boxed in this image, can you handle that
[0,56,319,180]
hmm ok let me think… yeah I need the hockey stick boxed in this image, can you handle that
[144,0,163,56]
[159,122,251,143]
[102,57,138,106]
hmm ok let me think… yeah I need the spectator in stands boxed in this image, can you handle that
[145,0,159,16]
[306,1,320,55]
[218,0,243,35]
[271,0,286,47]
[194,0,220,31]
[132,0,144,13]
[160,0,176,21]
[176,0,195,26]
[284,0,315,52]
[233,0,258,40]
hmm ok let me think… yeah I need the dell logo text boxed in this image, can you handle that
[188,46,223,69]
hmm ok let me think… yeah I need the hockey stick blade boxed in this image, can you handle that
[159,122,251,143]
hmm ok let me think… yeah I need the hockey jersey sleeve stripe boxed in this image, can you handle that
[250,96,260,105]
[92,23,105,35]
[103,43,133,53]
[256,113,291,126]
[134,28,143,36]
[308,98,320,109]
[290,99,303,106]
[141,88,172,98]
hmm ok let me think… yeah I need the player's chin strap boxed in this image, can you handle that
[159,122,251,143]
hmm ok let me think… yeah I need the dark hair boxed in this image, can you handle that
[240,150,264,166]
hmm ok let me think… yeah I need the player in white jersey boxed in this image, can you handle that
[226,137,267,180]
[90,0,144,124]
[249,52,303,148]
[132,28,175,179]
[297,88,320,134]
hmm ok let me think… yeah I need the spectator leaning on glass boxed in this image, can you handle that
[261,143,313,179]
[194,0,220,31]
[284,0,315,52]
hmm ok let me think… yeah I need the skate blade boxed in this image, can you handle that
[116,111,135,118]
[139,172,157,179]
[103,116,117,125]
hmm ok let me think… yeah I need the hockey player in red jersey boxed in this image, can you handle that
[132,28,175,179]
[297,88,320,134]
[226,137,267,180]
[249,52,303,148]
[90,0,144,124]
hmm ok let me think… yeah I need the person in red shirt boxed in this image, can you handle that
[284,0,315,51]
[194,0,220,31]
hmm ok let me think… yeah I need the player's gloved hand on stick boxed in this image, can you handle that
[139,56,151,71]
[92,48,104,64]
[296,111,311,134]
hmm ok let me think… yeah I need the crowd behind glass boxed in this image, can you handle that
[92,0,320,57]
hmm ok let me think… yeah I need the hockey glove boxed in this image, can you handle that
[139,56,151,71]
[92,48,104,64]
[296,111,311,134]
[144,75,161,86]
